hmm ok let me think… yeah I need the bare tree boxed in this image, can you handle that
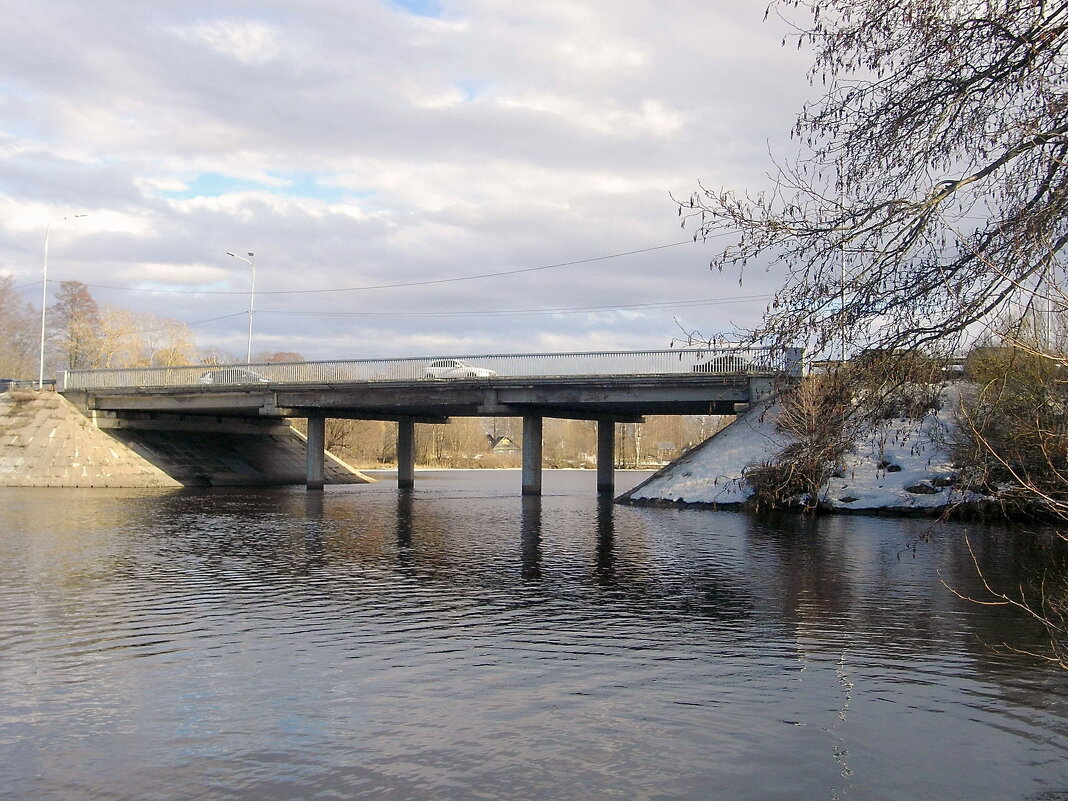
[140,313,197,367]
[743,371,859,511]
[198,346,239,366]
[952,537,1068,670]
[680,1,1068,667]
[95,306,198,368]
[952,333,1068,520]
[49,280,101,370]
[258,351,304,363]
[680,0,1068,355]
[0,276,38,379]
[323,419,394,467]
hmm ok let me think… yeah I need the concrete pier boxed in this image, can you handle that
[306,414,325,491]
[597,419,615,495]
[522,414,543,496]
[397,419,416,490]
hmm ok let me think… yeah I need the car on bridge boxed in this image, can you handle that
[425,359,497,379]
[198,367,270,385]
[691,353,750,374]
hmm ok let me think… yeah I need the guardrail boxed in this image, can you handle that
[60,347,804,391]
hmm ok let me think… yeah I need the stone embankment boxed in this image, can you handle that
[0,389,370,488]
[1,390,179,487]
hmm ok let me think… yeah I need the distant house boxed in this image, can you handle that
[487,435,519,454]
[655,442,678,461]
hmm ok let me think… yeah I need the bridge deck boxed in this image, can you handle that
[71,373,757,421]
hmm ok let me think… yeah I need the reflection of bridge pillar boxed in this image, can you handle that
[306,414,326,491]
[597,419,615,495]
[522,414,543,496]
[520,495,542,580]
[396,489,414,547]
[595,496,615,585]
[397,419,416,489]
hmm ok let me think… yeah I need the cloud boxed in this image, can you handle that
[493,93,684,139]
[171,20,284,66]
[0,0,813,363]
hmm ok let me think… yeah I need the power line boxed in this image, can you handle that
[71,239,704,295]
[183,312,249,326]
[13,234,756,333]
[255,293,773,319]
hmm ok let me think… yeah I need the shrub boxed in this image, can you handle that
[744,372,857,511]
[953,344,1068,518]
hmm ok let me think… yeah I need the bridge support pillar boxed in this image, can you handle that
[306,414,326,491]
[397,418,416,489]
[522,414,543,496]
[597,419,615,495]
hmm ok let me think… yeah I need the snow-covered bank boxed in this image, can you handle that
[621,388,982,514]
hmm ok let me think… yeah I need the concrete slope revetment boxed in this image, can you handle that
[0,389,370,488]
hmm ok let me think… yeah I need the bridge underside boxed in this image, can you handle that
[66,375,766,496]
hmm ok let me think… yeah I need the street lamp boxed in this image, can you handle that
[226,251,256,364]
[39,214,87,388]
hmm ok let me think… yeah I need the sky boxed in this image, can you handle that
[0,0,816,363]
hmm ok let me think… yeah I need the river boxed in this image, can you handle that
[2,469,1067,800]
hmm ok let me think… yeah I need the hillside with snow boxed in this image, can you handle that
[622,387,978,513]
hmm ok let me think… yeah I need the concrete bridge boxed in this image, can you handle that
[60,347,803,495]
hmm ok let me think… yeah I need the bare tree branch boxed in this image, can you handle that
[684,0,1068,354]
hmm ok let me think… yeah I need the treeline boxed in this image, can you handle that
[0,277,202,379]
[301,414,729,470]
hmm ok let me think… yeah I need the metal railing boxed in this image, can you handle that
[60,346,804,391]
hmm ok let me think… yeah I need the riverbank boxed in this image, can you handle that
[621,388,986,515]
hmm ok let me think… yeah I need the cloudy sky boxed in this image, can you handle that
[0,0,815,362]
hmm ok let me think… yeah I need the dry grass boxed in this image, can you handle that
[5,389,39,402]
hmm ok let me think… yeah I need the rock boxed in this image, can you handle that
[905,483,940,494]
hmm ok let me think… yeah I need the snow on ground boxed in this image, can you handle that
[626,386,975,512]
[625,403,792,506]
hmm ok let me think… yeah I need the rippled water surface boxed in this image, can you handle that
[2,470,1068,800]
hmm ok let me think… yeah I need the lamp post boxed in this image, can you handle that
[39,214,87,388]
[226,251,256,364]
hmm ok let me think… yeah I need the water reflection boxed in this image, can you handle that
[303,487,324,519]
[595,496,615,586]
[1,476,1066,801]
[395,489,414,549]
[520,495,542,581]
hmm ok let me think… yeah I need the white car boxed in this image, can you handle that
[198,367,269,385]
[691,354,750,374]
[425,359,497,379]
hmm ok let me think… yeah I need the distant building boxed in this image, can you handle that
[655,441,678,462]
[487,435,519,454]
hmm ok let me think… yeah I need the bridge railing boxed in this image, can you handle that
[60,346,804,390]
